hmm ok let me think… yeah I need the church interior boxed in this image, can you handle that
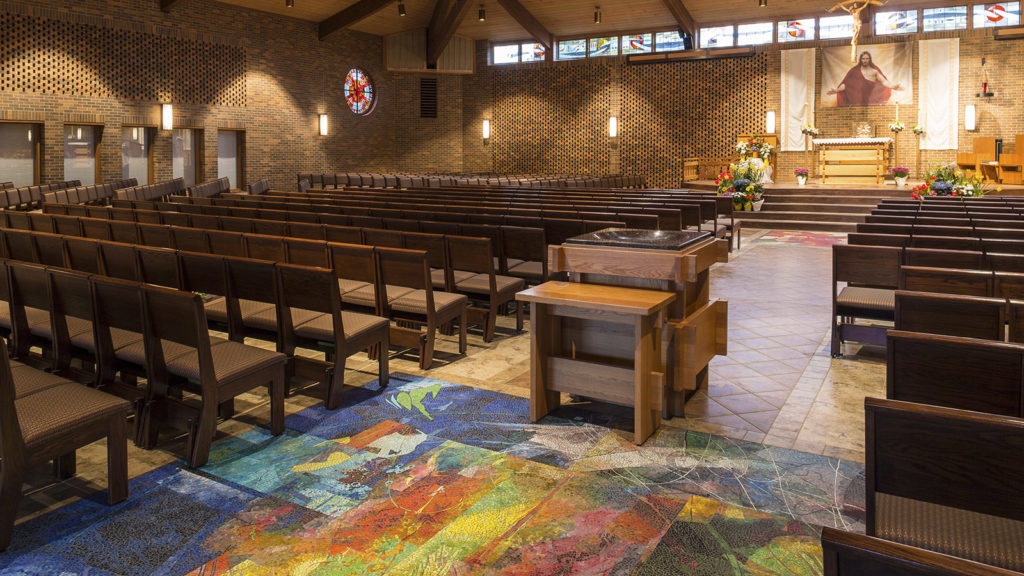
[0,0,1022,574]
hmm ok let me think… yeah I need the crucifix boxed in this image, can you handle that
[828,0,885,61]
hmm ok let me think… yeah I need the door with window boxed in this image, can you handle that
[217,130,244,189]
[65,125,100,185]
[122,126,152,184]
[0,123,41,187]
[172,128,201,187]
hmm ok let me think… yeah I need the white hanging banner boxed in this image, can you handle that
[781,48,816,152]
[918,38,959,150]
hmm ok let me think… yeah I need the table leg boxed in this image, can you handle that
[633,313,659,444]
[529,302,559,421]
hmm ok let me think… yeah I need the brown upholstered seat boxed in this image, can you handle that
[163,338,286,383]
[10,361,69,398]
[69,326,141,355]
[16,383,130,447]
[455,273,524,294]
[507,260,543,279]
[390,289,467,315]
[294,310,389,341]
[836,286,895,313]
[338,278,371,294]
[876,493,1024,571]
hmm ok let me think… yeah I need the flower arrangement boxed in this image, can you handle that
[794,168,810,177]
[911,162,990,200]
[892,166,910,178]
[716,158,765,204]
[800,123,820,136]
[735,135,774,160]
[889,121,905,133]
[912,125,924,135]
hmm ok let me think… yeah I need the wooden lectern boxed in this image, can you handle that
[518,230,729,444]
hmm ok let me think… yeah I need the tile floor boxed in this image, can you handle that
[16,228,889,530]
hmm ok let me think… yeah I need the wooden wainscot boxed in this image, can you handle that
[545,234,729,421]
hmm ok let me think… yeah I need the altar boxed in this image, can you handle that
[813,137,892,185]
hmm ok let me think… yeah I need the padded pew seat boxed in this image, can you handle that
[15,382,130,448]
[454,274,525,294]
[835,287,895,318]
[294,311,389,341]
[876,493,1024,571]
[390,290,467,315]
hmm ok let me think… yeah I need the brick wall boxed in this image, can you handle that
[0,0,463,190]
[465,29,1024,186]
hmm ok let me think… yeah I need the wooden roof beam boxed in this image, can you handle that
[160,0,183,12]
[661,0,695,38]
[319,0,395,40]
[427,0,473,67]
[496,0,553,50]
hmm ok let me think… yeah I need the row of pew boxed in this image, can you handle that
[297,173,647,191]
[186,176,230,199]
[1,180,81,211]
[42,179,137,206]
[115,178,185,202]
[824,197,1024,573]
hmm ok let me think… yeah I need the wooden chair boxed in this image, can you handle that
[376,247,467,369]
[899,266,994,297]
[252,219,287,237]
[0,339,130,550]
[500,226,547,284]
[902,248,985,270]
[832,244,903,357]
[108,220,139,244]
[139,284,286,468]
[404,232,451,291]
[32,232,65,268]
[7,261,58,364]
[446,235,524,342]
[170,226,210,253]
[1008,300,1024,344]
[214,257,285,345]
[287,222,325,240]
[135,246,181,289]
[206,229,247,257]
[865,398,1024,571]
[894,291,1005,340]
[244,233,286,262]
[47,268,101,383]
[329,243,380,314]
[325,225,363,245]
[277,263,389,409]
[137,223,172,248]
[179,252,232,332]
[3,229,40,264]
[821,527,1022,576]
[284,238,329,268]
[63,236,101,274]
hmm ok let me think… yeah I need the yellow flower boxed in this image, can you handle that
[746,185,753,192]
[998,187,1003,192]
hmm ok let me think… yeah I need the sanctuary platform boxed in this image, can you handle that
[686,180,1024,232]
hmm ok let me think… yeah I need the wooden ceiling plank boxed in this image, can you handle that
[495,0,553,49]
[427,0,473,66]
[661,0,695,37]
[319,0,396,40]
[160,0,183,12]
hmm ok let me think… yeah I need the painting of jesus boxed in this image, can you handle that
[821,44,913,107]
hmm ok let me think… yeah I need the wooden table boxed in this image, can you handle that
[813,137,892,185]
[516,281,676,445]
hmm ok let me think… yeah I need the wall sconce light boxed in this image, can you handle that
[765,110,776,134]
[759,0,767,7]
[161,103,173,130]
[609,116,618,138]
[319,113,329,136]
[398,1,406,16]
[27,129,32,142]
[286,0,294,7]
[594,6,602,24]
[478,4,485,21]
[965,104,977,131]
[482,119,491,143]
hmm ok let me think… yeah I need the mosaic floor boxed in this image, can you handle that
[2,375,864,576]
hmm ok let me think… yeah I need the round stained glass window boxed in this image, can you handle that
[344,69,375,115]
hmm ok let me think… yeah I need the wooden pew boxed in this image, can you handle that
[832,244,903,357]
[865,398,1024,571]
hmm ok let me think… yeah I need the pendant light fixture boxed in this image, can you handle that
[398,1,406,15]
[479,4,486,21]
[594,6,602,24]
